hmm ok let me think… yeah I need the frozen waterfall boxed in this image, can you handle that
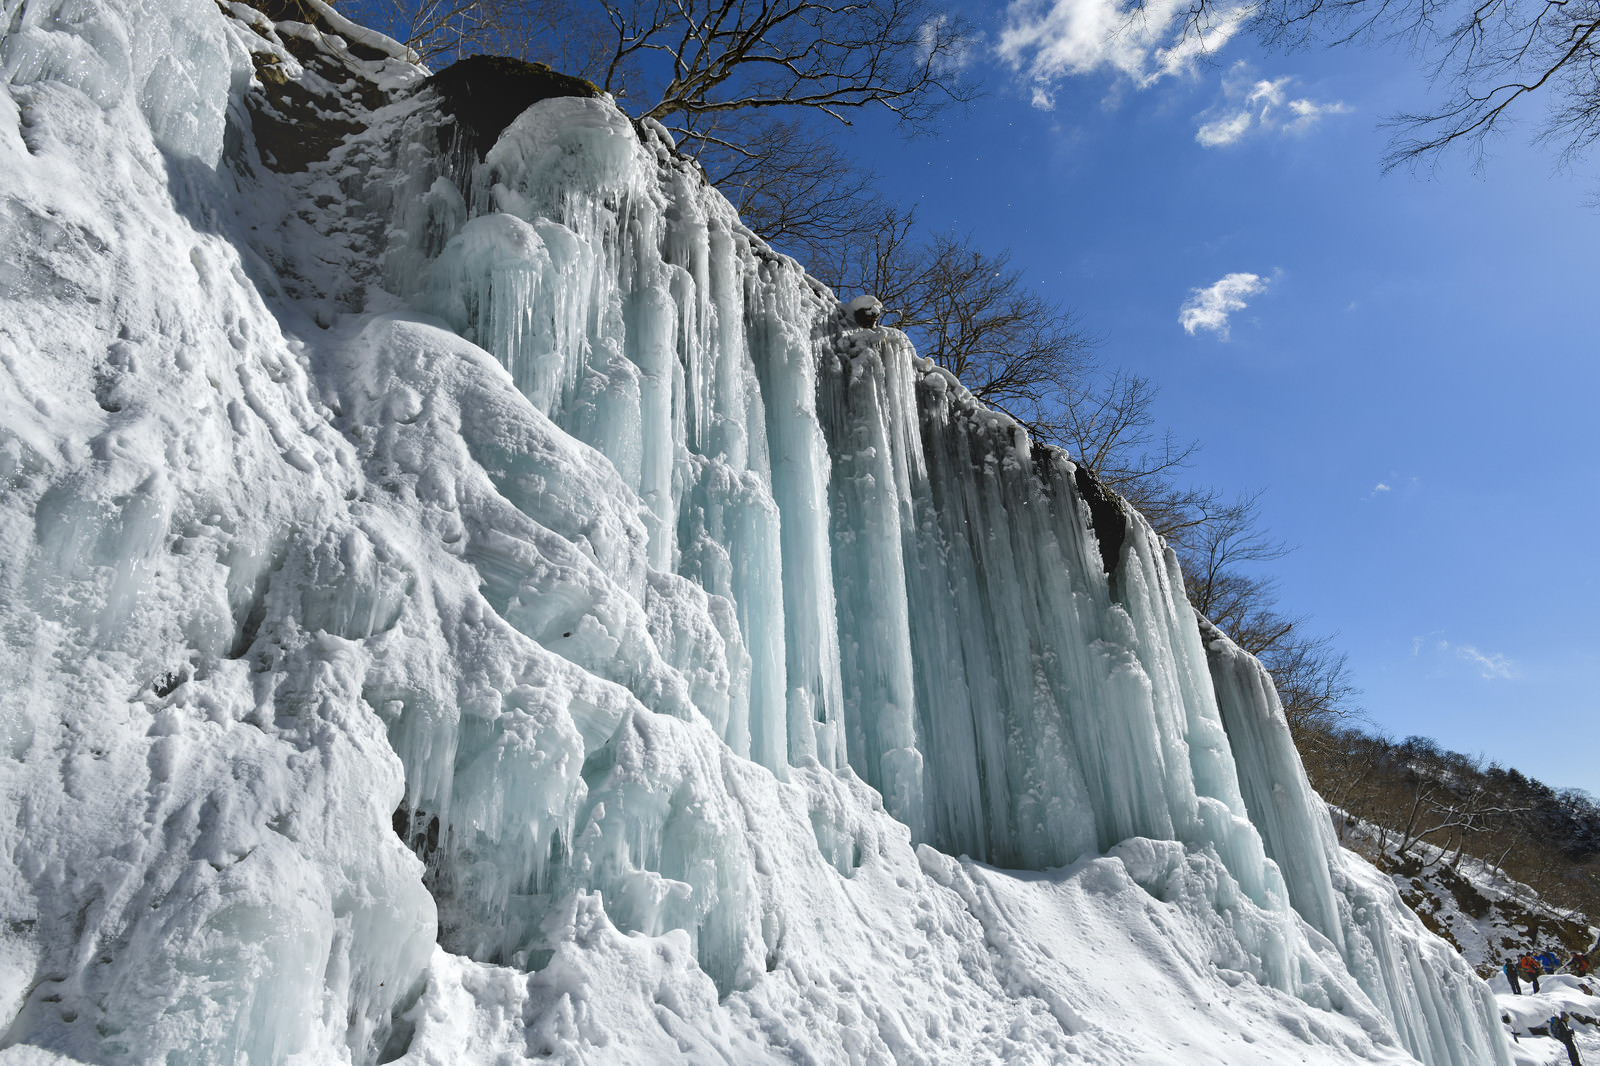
[0,1,1512,1063]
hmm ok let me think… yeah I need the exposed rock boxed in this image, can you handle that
[426,55,602,160]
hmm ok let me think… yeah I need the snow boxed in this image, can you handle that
[1487,973,1600,1066]
[0,0,1523,1062]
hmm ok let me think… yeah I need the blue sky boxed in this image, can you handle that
[833,0,1600,794]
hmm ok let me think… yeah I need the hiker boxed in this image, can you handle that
[1519,954,1543,993]
[1504,960,1524,994]
[1538,950,1562,973]
[1550,1013,1582,1066]
[1567,952,1592,977]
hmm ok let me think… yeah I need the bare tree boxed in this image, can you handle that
[584,0,974,130]
[705,119,902,269]
[820,223,1101,443]
[1159,0,1600,171]
[1264,632,1358,733]
[1169,488,1360,732]
[343,0,535,62]
[345,0,973,263]
[585,0,974,261]
[894,235,1098,436]
[1179,490,1295,659]
[1056,370,1200,508]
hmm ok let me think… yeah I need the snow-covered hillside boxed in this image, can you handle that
[1328,816,1598,975]
[0,0,1517,1062]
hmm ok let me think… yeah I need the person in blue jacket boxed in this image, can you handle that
[1550,1013,1582,1066]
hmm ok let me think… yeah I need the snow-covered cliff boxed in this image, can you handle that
[0,1,1512,1062]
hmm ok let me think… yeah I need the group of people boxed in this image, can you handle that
[1503,950,1592,994]
[1498,949,1593,1065]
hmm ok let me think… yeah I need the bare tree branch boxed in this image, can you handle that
[1247,0,1600,170]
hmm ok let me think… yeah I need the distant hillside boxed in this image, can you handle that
[1335,814,1595,976]
[1299,728,1600,965]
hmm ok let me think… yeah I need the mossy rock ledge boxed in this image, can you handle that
[427,56,603,158]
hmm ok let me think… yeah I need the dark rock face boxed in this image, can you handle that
[1072,462,1126,582]
[242,0,319,22]
[426,56,602,159]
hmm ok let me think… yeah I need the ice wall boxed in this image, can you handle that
[0,0,1513,1063]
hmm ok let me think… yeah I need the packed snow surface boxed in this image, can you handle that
[0,1,1515,1063]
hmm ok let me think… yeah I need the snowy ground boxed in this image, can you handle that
[1487,973,1600,1066]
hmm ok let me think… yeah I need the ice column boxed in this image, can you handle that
[818,328,926,836]
[1204,618,1512,1066]
[747,261,847,768]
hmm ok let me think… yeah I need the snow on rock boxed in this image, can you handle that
[0,0,1513,1063]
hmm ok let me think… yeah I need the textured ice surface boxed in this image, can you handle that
[0,1,1513,1063]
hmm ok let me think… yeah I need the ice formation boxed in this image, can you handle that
[0,1,1513,1063]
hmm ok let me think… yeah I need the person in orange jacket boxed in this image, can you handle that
[1519,954,1543,993]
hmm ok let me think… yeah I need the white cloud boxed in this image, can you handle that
[1193,64,1350,147]
[998,0,1252,101]
[1374,482,1392,492]
[1178,272,1269,338]
[1195,109,1253,147]
[1456,645,1517,680]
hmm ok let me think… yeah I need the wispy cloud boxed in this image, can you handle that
[1417,635,1518,680]
[1179,272,1270,338]
[998,0,1252,104]
[1455,644,1516,680]
[1194,64,1350,147]
[1369,474,1420,499]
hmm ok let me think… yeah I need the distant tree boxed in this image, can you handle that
[1301,725,1389,821]
[1299,725,1600,927]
